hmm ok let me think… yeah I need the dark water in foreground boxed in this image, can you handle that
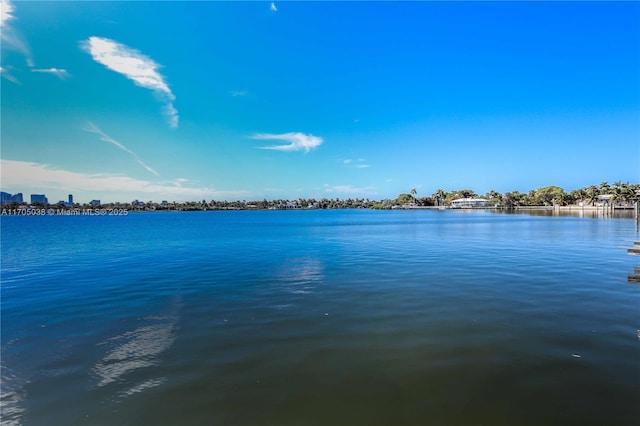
[1,210,639,425]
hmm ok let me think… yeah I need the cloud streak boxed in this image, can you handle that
[86,122,159,176]
[253,132,323,153]
[0,0,14,25]
[323,184,377,195]
[270,2,278,12]
[81,36,178,128]
[342,158,370,169]
[1,0,34,67]
[31,68,71,80]
[0,66,20,84]
[1,160,247,202]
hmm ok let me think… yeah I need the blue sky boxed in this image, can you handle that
[1,1,639,203]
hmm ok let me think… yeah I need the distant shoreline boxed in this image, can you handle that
[389,204,635,211]
[1,204,637,216]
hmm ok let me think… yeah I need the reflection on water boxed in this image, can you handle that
[628,241,640,283]
[0,295,183,425]
[93,323,175,387]
[504,208,636,219]
[93,296,181,398]
[0,365,27,426]
[276,257,324,295]
[117,377,167,398]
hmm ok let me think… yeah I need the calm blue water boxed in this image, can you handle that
[1,210,639,425]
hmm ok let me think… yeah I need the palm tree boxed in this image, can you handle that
[433,189,447,206]
[459,189,476,199]
[486,190,503,206]
[631,184,640,202]
[599,181,611,195]
[571,188,587,204]
[613,181,635,202]
[585,186,599,206]
[611,185,625,204]
[612,182,634,204]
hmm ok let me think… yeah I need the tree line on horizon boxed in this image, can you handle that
[9,181,638,211]
[400,181,640,209]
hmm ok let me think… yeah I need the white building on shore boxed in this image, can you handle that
[450,198,489,209]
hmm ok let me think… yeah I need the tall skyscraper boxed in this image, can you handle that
[30,194,48,205]
[1,192,23,205]
[68,194,73,205]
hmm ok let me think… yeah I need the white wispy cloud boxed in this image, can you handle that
[1,159,247,202]
[342,158,370,169]
[323,184,377,195]
[31,68,71,80]
[1,0,34,67]
[0,0,14,25]
[270,2,278,12]
[163,103,179,129]
[230,90,248,97]
[81,36,178,128]
[253,132,323,153]
[86,122,159,176]
[0,66,20,84]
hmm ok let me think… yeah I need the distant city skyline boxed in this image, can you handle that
[1,1,639,203]
[1,190,82,205]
